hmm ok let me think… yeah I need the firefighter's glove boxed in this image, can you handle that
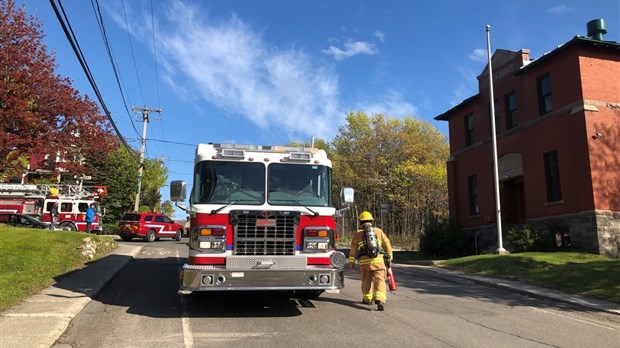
[349,263,355,271]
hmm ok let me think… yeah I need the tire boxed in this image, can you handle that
[295,290,324,299]
[59,222,76,231]
[121,236,132,242]
[146,230,156,243]
[175,230,183,241]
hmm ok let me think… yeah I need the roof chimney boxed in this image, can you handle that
[587,19,607,41]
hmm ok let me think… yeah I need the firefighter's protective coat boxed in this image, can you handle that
[348,223,393,304]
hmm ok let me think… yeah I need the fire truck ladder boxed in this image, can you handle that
[0,184,105,199]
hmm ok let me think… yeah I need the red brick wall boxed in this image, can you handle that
[580,52,620,211]
[441,41,619,228]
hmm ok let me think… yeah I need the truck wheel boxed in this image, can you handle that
[146,230,156,243]
[295,290,324,299]
[175,230,183,241]
[59,222,76,231]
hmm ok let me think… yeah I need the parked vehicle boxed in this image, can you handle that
[117,212,185,242]
[0,213,47,229]
[0,184,106,233]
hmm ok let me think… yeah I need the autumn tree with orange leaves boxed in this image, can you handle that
[0,0,115,181]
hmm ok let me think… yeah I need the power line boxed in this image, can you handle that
[150,0,161,107]
[146,138,197,147]
[121,0,146,105]
[148,1,170,163]
[49,0,137,161]
[90,0,141,139]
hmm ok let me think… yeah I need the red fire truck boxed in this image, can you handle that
[0,184,106,232]
[171,143,354,298]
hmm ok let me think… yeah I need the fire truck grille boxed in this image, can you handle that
[232,211,299,255]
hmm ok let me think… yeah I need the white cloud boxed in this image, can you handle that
[547,5,574,14]
[469,48,487,62]
[323,40,378,60]
[450,65,479,107]
[374,31,385,42]
[113,1,344,139]
[355,90,418,118]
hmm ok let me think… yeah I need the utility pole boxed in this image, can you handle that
[131,106,162,212]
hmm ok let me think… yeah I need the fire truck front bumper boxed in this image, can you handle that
[178,264,345,295]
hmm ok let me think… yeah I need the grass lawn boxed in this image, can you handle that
[0,226,118,311]
[440,252,620,304]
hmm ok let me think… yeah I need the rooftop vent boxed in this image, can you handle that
[587,19,607,41]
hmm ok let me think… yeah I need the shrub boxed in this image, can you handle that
[506,224,557,253]
[420,216,474,258]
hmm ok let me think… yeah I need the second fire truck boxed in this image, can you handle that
[0,184,105,232]
[171,143,353,298]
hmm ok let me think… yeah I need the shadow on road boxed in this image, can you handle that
[50,243,610,320]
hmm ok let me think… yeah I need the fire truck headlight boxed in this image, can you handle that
[199,241,221,249]
[303,238,330,253]
[330,251,347,268]
[198,240,225,252]
[303,226,334,253]
[192,225,226,253]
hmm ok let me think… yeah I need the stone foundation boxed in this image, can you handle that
[527,210,619,258]
[463,210,620,258]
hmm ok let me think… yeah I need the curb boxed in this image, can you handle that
[394,262,620,316]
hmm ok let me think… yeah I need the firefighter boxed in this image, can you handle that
[348,211,393,311]
[50,202,59,230]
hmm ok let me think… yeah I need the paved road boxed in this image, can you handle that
[46,239,620,348]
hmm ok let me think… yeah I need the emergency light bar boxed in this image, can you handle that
[221,149,245,158]
[212,143,317,154]
[288,152,312,162]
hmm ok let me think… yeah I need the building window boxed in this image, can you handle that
[504,91,517,129]
[544,150,562,202]
[464,113,474,146]
[537,73,553,115]
[488,100,499,136]
[468,175,479,216]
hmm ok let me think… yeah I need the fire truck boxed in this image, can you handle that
[0,183,106,232]
[171,143,354,298]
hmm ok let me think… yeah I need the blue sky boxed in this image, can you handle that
[19,0,619,216]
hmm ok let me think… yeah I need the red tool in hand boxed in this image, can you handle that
[384,254,397,291]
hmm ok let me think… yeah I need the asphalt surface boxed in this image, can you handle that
[1,241,619,348]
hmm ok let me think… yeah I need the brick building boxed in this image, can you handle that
[435,20,620,257]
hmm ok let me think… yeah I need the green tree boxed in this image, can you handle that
[96,146,169,222]
[330,111,449,245]
[161,200,176,218]
[140,159,168,212]
[97,146,138,223]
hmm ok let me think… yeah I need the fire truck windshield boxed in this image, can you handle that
[192,161,265,205]
[191,161,332,207]
[267,163,331,207]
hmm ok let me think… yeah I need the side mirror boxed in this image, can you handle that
[170,180,187,202]
[335,187,355,217]
[340,187,354,205]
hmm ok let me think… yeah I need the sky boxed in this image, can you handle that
[17,0,620,218]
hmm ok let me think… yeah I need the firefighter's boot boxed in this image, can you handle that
[376,301,385,311]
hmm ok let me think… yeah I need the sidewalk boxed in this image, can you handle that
[1,248,618,348]
[395,261,620,316]
[0,243,143,348]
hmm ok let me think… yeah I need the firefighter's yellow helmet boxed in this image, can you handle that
[359,211,374,222]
